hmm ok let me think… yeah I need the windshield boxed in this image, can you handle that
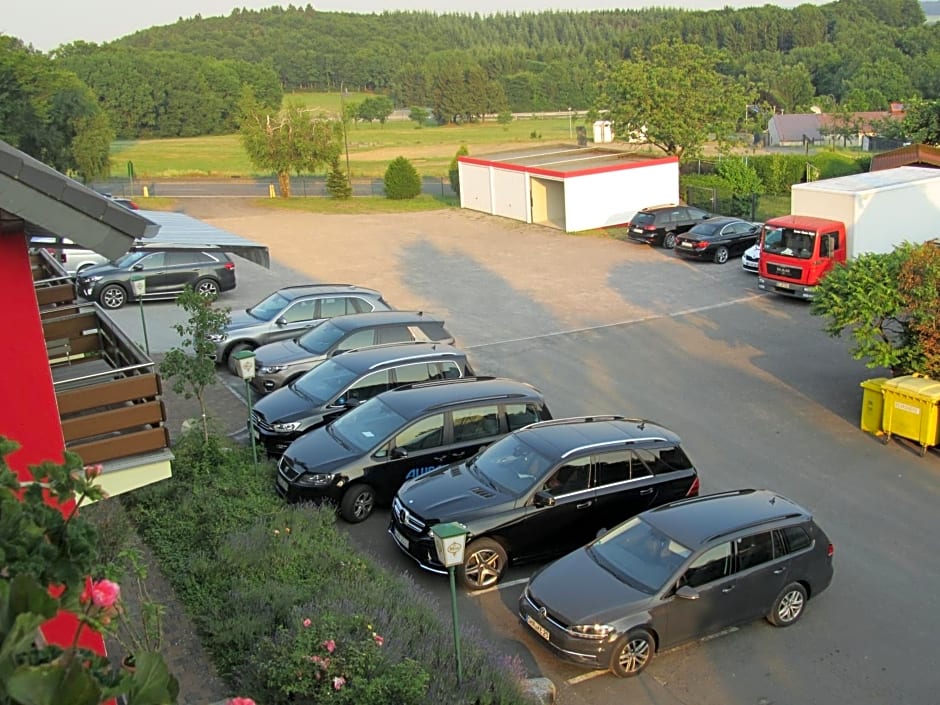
[762,226,815,260]
[247,291,292,321]
[292,359,358,405]
[472,435,555,495]
[297,319,346,354]
[112,251,147,268]
[588,517,691,594]
[329,397,406,452]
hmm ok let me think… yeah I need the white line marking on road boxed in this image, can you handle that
[467,577,530,596]
[566,669,608,684]
[465,295,765,350]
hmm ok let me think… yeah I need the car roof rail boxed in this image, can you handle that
[426,392,530,411]
[560,437,670,459]
[523,415,628,430]
[366,351,461,370]
[651,488,752,513]
[341,340,443,356]
[704,513,806,544]
[391,375,496,392]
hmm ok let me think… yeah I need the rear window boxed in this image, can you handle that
[418,322,452,341]
[633,212,656,225]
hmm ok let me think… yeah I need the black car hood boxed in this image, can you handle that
[528,548,654,625]
[77,263,125,279]
[255,339,317,367]
[282,426,356,474]
[397,462,516,521]
[254,385,326,426]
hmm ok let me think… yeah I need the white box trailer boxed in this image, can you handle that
[790,166,940,259]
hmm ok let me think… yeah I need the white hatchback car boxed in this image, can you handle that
[741,241,760,273]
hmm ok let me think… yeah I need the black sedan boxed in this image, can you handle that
[673,216,760,264]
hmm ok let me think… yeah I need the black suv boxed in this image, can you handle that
[251,310,455,393]
[626,204,712,249]
[76,243,236,309]
[519,489,834,677]
[390,416,699,590]
[251,342,475,456]
[275,377,552,523]
[209,284,391,374]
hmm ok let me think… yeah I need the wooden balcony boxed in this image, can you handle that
[32,249,173,498]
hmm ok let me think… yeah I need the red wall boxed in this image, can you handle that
[0,231,66,477]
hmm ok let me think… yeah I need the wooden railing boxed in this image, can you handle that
[31,254,171,467]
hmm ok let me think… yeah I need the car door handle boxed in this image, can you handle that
[721,585,735,593]
[773,567,786,575]
[432,455,449,462]
[576,501,593,509]
[639,488,654,495]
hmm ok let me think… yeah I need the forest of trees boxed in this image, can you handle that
[2,0,940,177]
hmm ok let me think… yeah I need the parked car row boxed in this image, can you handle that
[242,277,833,681]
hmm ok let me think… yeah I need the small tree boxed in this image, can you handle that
[448,144,469,197]
[159,286,230,441]
[408,106,429,127]
[326,155,352,199]
[384,156,421,200]
[496,110,513,129]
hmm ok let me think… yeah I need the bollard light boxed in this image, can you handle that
[233,349,259,465]
[431,521,469,685]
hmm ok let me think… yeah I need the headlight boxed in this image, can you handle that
[567,623,615,640]
[83,275,103,283]
[272,421,302,433]
[259,365,286,375]
[297,472,335,487]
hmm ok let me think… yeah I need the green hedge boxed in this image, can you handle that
[123,432,532,705]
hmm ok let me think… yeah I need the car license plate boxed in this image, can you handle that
[392,527,409,550]
[681,241,694,248]
[526,615,550,641]
[777,281,791,289]
[632,228,643,234]
[276,474,288,492]
[252,426,260,443]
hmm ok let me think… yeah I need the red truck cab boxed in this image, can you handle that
[757,215,847,299]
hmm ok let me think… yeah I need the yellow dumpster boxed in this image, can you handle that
[881,375,940,456]
[859,377,888,436]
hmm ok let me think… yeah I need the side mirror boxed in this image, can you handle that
[676,585,699,601]
[131,264,144,271]
[533,491,556,508]
[390,447,408,460]
[595,527,609,539]
[275,316,287,326]
[344,398,360,409]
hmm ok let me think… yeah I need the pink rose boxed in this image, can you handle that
[90,579,121,609]
[373,633,384,647]
[84,464,103,480]
[228,699,256,705]
[302,618,312,628]
[333,676,346,690]
[322,639,336,654]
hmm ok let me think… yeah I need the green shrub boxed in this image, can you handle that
[128,430,532,705]
[384,156,421,199]
[448,144,469,196]
[326,155,352,199]
[750,154,806,196]
[809,150,866,180]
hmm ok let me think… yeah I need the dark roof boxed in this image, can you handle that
[870,143,940,172]
[519,416,680,459]
[334,342,466,373]
[329,310,444,331]
[644,489,810,549]
[0,139,158,260]
[380,377,543,419]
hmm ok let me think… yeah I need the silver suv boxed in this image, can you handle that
[210,284,391,374]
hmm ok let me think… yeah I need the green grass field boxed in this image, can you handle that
[110,91,589,179]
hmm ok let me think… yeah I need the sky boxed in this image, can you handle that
[4,1,830,53]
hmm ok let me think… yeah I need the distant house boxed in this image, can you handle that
[766,104,905,148]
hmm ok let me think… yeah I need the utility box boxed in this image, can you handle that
[592,120,613,144]
[859,377,888,435]
[880,375,940,455]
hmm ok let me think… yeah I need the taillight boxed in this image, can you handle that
[827,543,834,558]
[695,241,709,249]
[643,224,657,231]
[686,476,700,496]
[224,262,235,270]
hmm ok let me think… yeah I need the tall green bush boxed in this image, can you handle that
[326,155,352,199]
[448,144,469,196]
[384,156,422,200]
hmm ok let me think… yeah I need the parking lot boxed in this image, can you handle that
[108,202,940,705]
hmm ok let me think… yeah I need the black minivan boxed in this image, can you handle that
[251,342,475,456]
[275,377,551,523]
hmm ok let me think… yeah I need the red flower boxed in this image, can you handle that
[228,699,256,705]
[90,579,121,608]
[302,618,312,628]
[322,638,336,654]
[373,633,385,647]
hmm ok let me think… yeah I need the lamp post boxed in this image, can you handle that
[431,522,469,685]
[233,350,259,466]
[339,81,351,179]
[568,107,573,139]
[129,275,149,355]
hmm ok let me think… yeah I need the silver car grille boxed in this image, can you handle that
[278,455,301,482]
[392,496,426,533]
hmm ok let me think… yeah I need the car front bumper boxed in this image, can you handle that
[517,591,614,668]
[387,517,448,575]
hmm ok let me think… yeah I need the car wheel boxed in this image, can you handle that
[662,232,677,249]
[460,538,508,590]
[713,246,730,264]
[195,278,220,299]
[339,484,375,523]
[767,582,807,627]
[226,343,253,375]
[610,629,655,677]
[99,284,128,310]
